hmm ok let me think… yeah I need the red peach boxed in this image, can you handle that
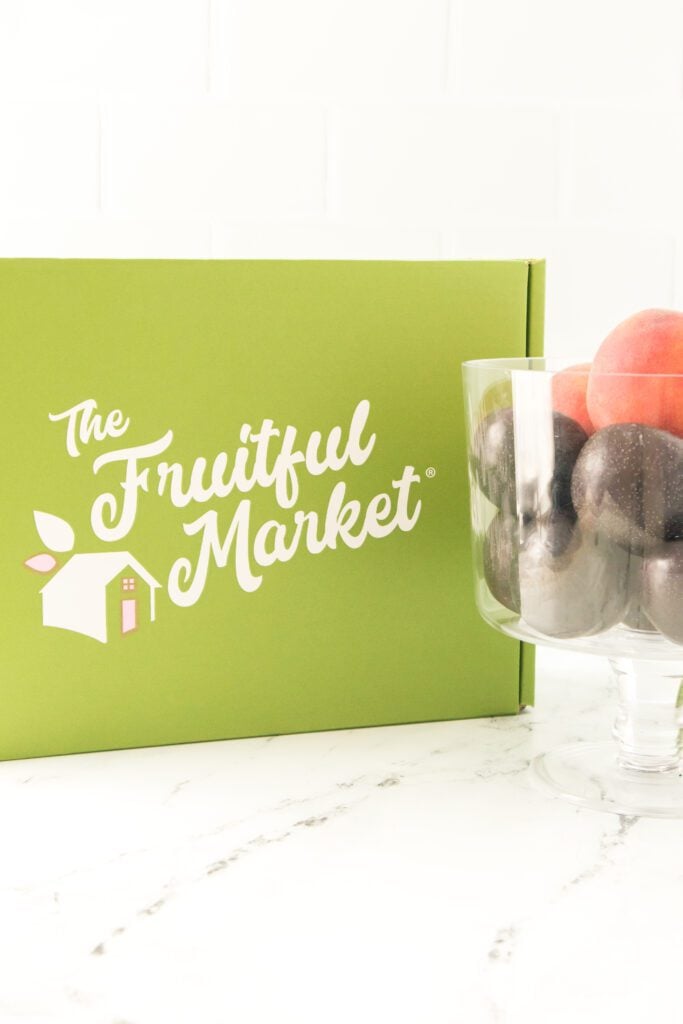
[551,363,593,436]
[587,309,683,437]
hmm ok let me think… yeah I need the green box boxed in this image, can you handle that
[0,258,544,760]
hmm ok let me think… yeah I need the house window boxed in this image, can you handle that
[122,577,136,591]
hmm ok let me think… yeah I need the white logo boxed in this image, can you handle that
[25,399,423,643]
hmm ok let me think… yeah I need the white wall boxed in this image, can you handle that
[0,0,681,358]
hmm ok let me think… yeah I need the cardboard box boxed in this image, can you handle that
[0,258,544,760]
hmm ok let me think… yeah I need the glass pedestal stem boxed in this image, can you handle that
[610,658,683,773]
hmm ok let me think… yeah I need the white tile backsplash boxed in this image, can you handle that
[1,0,682,362]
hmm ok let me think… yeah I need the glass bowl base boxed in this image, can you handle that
[532,742,683,818]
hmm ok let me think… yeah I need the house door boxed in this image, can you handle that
[121,598,137,634]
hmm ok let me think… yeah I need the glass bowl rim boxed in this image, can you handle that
[462,357,683,379]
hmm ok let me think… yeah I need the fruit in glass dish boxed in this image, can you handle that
[571,423,683,552]
[551,362,593,436]
[587,309,683,436]
[643,542,683,644]
[482,512,520,614]
[472,408,587,516]
[518,512,629,639]
[463,353,683,818]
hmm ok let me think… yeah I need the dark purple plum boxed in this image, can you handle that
[483,513,520,614]
[471,408,517,510]
[518,512,629,639]
[472,408,587,516]
[643,542,683,645]
[571,423,683,553]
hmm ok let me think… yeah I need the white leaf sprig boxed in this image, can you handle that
[33,511,75,553]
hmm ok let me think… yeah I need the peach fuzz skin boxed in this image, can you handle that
[551,362,593,436]
[587,309,683,438]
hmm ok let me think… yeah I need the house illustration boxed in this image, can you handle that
[40,552,161,644]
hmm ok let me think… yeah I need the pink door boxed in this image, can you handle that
[121,598,137,634]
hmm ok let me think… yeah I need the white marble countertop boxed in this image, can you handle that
[1,648,682,1024]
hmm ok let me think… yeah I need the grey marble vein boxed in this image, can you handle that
[488,924,519,963]
[376,775,402,787]
[475,759,532,780]
[165,778,191,801]
[564,814,640,891]
[88,802,353,956]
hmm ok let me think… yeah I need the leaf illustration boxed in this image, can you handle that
[24,553,58,574]
[33,511,75,552]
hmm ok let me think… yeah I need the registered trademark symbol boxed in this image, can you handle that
[425,467,436,478]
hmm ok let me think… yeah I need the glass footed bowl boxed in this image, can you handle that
[463,357,683,818]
